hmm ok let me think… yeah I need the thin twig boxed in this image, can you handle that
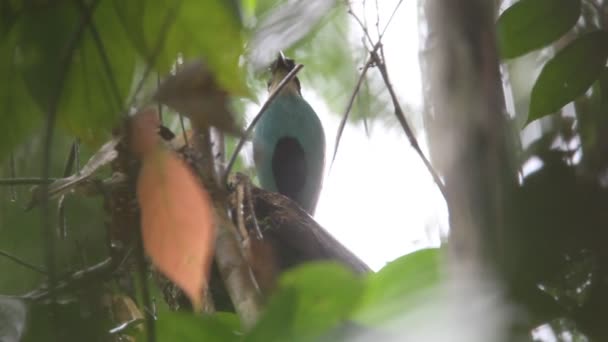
[22,257,115,301]
[374,0,381,37]
[346,3,374,47]
[370,50,448,200]
[76,0,124,113]
[9,153,17,201]
[235,181,249,246]
[127,0,182,112]
[0,249,47,275]
[0,178,57,185]
[346,1,446,199]
[379,0,404,39]
[173,61,191,147]
[243,177,263,240]
[223,64,304,185]
[135,228,156,342]
[57,140,79,239]
[157,74,163,122]
[330,42,381,170]
[39,0,101,334]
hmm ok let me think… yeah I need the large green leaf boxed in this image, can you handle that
[155,311,241,342]
[497,0,581,59]
[246,262,364,342]
[352,248,442,326]
[0,25,42,163]
[10,2,136,146]
[528,30,608,123]
[117,0,246,95]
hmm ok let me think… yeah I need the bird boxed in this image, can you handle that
[252,53,326,215]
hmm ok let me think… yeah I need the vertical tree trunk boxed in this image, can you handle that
[419,0,516,289]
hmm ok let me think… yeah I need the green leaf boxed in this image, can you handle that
[246,262,364,342]
[11,2,136,146]
[353,248,442,326]
[0,24,42,163]
[528,30,608,123]
[23,293,110,341]
[497,0,581,59]
[244,288,298,342]
[119,0,246,95]
[155,311,241,342]
[248,0,337,69]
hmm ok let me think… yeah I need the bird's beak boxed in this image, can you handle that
[276,51,288,69]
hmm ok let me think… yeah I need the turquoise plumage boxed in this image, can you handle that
[253,54,325,215]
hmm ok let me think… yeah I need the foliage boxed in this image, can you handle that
[3,0,608,340]
[497,0,581,59]
[494,0,608,339]
[149,250,441,342]
[497,0,608,125]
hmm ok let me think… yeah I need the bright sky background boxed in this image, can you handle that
[287,0,448,271]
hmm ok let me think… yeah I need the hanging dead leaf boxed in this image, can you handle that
[153,60,243,137]
[131,108,216,309]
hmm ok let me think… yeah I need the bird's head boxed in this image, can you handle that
[267,52,301,95]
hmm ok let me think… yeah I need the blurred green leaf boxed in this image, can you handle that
[0,26,42,164]
[8,2,136,147]
[119,0,246,95]
[353,248,442,325]
[156,311,241,342]
[246,262,364,342]
[22,291,110,341]
[0,137,108,294]
[497,0,580,59]
[528,30,608,123]
[244,288,297,342]
[248,0,337,69]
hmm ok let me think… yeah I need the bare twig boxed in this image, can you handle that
[38,0,101,334]
[243,176,263,240]
[223,63,304,185]
[330,42,381,170]
[0,249,47,275]
[235,181,249,245]
[346,2,375,47]
[127,1,183,112]
[0,178,57,185]
[22,257,115,301]
[379,0,404,39]
[135,229,156,342]
[370,49,447,199]
[179,113,189,146]
[346,1,447,200]
[9,153,16,201]
[173,61,191,147]
[76,0,124,112]
[57,140,78,239]
[157,74,164,122]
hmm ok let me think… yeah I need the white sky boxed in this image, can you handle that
[280,0,448,271]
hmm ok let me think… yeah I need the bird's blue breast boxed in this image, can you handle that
[253,92,325,214]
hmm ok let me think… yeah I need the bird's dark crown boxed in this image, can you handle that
[268,52,301,95]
